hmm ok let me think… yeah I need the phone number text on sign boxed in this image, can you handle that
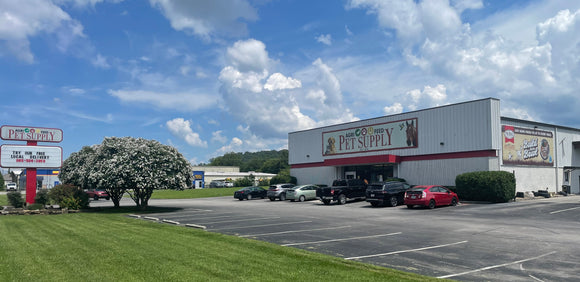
[0,145,62,168]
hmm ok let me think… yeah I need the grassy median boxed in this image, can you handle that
[0,211,439,281]
[150,187,241,199]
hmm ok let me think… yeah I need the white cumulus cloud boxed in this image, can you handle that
[264,73,302,91]
[166,118,208,148]
[149,0,258,40]
[384,103,403,115]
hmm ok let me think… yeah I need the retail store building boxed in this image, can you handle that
[289,98,580,194]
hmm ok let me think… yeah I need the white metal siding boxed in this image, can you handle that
[289,98,501,165]
[501,166,558,193]
[399,157,495,186]
[291,167,337,186]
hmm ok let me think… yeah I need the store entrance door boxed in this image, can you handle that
[345,171,356,180]
[343,164,396,183]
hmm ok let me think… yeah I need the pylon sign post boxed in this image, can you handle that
[0,126,63,204]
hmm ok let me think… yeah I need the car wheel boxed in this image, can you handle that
[238,198,244,201]
[94,196,99,201]
[407,205,414,209]
[370,202,380,207]
[451,197,458,206]
[105,197,110,200]
[389,196,398,207]
[299,195,305,202]
[247,194,252,200]
[428,199,436,209]
[279,193,286,201]
[322,199,331,205]
[269,197,275,201]
[337,194,346,205]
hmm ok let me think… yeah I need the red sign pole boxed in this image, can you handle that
[26,140,37,204]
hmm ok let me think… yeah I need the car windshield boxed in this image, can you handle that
[408,187,426,192]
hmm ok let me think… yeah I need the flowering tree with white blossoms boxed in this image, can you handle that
[60,137,193,208]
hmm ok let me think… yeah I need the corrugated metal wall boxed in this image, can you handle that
[289,98,501,165]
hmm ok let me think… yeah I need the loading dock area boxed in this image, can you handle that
[99,196,580,281]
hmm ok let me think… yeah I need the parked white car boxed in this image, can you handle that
[6,183,17,191]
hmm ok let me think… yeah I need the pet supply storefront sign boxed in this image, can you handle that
[0,145,63,168]
[502,125,554,166]
[322,118,418,156]
[1,125,63,143]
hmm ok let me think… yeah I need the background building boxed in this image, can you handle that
[191,166,275,188]
[19,169,60,190]
[289,98,580,194]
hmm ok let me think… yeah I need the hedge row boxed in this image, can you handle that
[455,171,516,203]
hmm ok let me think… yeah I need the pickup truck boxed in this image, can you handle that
[316,179,367,205]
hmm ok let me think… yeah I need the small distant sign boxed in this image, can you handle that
[0,145,63,168]
[1,125,63,143]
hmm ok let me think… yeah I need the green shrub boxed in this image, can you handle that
[48,184,89,209]
[61,197,83,210]
[455,171,516,203]
[270,169,297,185]
[34,189,50,206]
[258,178,270,186]
[26,203,44,210]
[7,191,25,208]
[234,176,254,187]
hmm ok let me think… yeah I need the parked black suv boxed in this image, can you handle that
[366,181,411,207]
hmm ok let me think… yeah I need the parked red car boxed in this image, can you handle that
[86,189,110,200]
[404,185,458,209]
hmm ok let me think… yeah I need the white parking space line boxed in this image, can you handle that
[346,240,468,260]
[178,215,239,220]
[210,221,314,231]
[282,232,402,246]
[201,217,281,224]
[549,206,580,214]
[161,212,235,219]
[239,225,351,238]
[437,251,556,279]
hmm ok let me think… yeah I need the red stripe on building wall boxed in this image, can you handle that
[291,150,497,169]
[399,150,497,162]
[324,154,400,166]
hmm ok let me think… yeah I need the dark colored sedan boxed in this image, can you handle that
[234,186,267,201]
[366,181,410,207]
[404,185,458,209]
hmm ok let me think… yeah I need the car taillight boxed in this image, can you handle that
[330,189,335,195]
[421,192,426,199]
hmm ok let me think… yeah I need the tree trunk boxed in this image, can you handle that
[106,188,125,208]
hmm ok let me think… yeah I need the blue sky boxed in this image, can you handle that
[1,0,579,165]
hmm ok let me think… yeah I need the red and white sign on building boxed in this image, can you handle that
[1,125,64,204]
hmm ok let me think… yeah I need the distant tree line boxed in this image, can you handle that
[204,150,289,175]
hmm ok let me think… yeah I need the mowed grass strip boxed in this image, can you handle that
[0,213,439,281]
[150,188,243,199]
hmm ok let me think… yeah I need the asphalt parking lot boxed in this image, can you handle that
[94,195,580,281]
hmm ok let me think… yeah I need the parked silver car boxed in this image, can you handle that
[267,183,295,201]
[287,185,319,202]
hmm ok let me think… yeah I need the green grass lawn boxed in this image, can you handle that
[0,210,440,281]
[150,187,244,199]
[0,194,6,206]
